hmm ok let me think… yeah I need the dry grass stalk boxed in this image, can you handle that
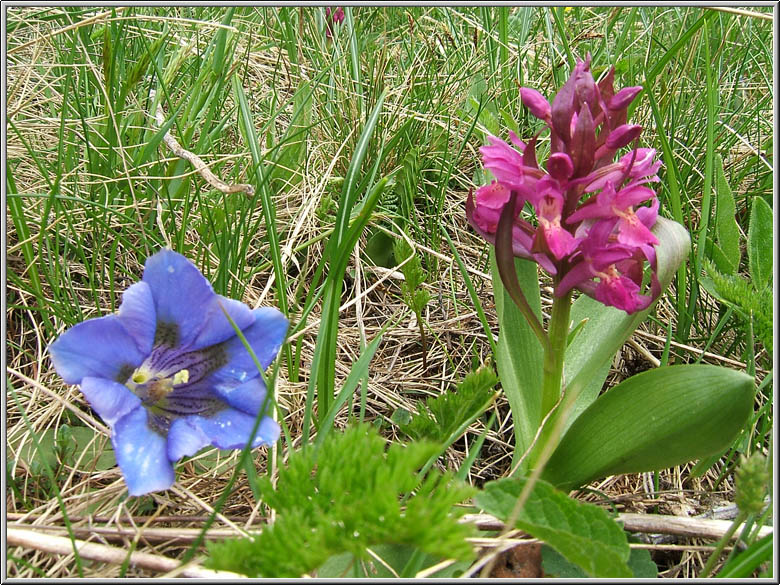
[148,88,255,196]
[7,527,243,579]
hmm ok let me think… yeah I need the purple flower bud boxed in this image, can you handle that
[610,86,642,110]
[574,69,598,109]
[570,103,595,177]
[520,88,551,121]
[605,124,642,150]
[547,152,574,181]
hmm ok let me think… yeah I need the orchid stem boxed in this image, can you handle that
[525,289,572,470]
[542,290,571,415]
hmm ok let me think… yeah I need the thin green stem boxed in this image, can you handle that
[700,510,747,577]
[522,289,572,471]
[541,290,572,416]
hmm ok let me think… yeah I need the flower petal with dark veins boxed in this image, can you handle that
[204,308,289,390]
[212,377,269,417]
[142,250,255,352]
[167,417,210,461]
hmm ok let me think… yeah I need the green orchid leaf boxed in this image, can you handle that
[542,364,754,491]
[747,196,773,291]
[491,251,544,471]
[562,217,690,432]
[476,477,632,577]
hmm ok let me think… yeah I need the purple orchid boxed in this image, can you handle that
[325,6,345,38]
[468,54,664,314]
[48,249,288,496]
[557,220,660,314]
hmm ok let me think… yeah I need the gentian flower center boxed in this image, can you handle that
[117,322,231,433]
[126,366,190,405]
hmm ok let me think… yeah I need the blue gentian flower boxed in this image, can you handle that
[48,249,288,496]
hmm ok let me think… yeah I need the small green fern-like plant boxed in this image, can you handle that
[394,237,432,369]
[205,425,476,578]
[401,366,499,444]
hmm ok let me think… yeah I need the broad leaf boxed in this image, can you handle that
[476,477,632,578]
[714,154,741,275]
[747,196,773,291]
[542,364,754,491]
[542,543,657,578]
[491,252,544,471]
[560,296,615,437]
[563,217,690,428]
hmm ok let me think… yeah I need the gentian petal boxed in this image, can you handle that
[191,408,280,450]
[117,281,156,355]
[209,307,288,389]
[142,250,216,347]
[112,406,175,496]
[142,249,255,351]
[49,316,146,385]
[213,377,270,417]
[190,295,257,351]
[80,376,142,426]
[167,417,210,461]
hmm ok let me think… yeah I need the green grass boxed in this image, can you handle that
[5,5,773,579]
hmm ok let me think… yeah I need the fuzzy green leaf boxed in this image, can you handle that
[542,365,755,491]
[714,154,741,275]
[476,477,632,577]
[205,425,476,577]
[394,238,430,313]
[701,260,773,355]
[747,196,773,291]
